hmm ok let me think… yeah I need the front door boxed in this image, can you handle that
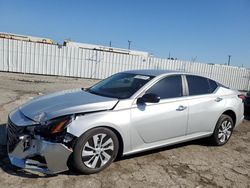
[131,75,188,143]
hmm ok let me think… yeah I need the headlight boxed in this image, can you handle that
[49,116,72,134]
[35,116,73,137]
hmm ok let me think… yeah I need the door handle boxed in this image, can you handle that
[215,97,223,102]
[176,105,187,111]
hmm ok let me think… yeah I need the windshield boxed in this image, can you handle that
[88,73,154,99]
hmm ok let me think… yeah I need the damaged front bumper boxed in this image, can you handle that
[8,135,72,174]
[7,109,73,174]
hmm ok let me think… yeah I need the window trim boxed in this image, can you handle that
[182,74,189,97]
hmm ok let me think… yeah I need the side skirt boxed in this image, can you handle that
[123,132,213,156]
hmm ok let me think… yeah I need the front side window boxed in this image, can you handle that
[186,75,212,96]
[88,73,154,99]
[146,75,183,99]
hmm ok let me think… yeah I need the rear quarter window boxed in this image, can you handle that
[208,79,218,92]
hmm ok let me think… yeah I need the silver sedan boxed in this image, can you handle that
[7,70,244,174]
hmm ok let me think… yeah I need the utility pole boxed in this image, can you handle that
[191,56,197,62]
[109,41,112,47]
[227,55,231,66]
[128,40,132,50]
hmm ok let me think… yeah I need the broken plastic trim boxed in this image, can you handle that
[8,136,73,174]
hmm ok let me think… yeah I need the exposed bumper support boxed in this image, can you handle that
[8,135,72,174]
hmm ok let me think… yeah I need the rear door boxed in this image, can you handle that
[185,75,226,134]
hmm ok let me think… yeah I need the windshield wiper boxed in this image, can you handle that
[87,89,118,99]
[87,89,107,97]
[81,88,89,91]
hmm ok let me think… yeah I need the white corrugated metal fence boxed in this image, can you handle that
[0,38,250,90]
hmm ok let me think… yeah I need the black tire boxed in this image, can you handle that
[210,114,234,146]
[72,127,119,174]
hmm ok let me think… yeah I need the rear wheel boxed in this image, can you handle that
[72,127,119,174]
[210,114,234,146]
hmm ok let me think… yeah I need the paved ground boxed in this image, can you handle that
[0,72,249,188]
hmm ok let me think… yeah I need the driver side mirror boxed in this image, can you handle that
[137,93,160,104]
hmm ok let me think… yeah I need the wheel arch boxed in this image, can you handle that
[100,126,124,158]
[221,109,236,126]
[72,125,125,158]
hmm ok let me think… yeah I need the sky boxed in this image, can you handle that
[0,0,249,68]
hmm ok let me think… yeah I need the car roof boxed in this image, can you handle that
[122,69,184,77]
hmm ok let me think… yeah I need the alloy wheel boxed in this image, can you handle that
[218,120,232,143]
[81,133,114,169]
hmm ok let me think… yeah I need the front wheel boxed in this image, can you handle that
[210,114,234,146]
[72,127,119,174]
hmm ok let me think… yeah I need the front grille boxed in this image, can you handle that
[7,118,25,152]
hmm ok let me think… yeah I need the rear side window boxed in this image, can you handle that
[186,75,212,96]
[146,75,183,99]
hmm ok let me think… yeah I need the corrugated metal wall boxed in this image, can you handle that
[0,38,250,90]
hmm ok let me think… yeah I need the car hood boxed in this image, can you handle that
[19,89,119,122]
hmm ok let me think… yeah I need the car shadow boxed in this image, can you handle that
[61,137,213,176]
[0,122,213,178]
[116,137,212,162]
[244,116,250,121]
[0,123,7,145]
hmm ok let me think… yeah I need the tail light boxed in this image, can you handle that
[238,94,246,100]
